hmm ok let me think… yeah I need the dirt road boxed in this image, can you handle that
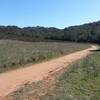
[0,46,96,99]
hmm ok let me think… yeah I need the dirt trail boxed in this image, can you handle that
[0,46,96,99]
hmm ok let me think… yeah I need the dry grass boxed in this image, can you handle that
[0,40,90,73]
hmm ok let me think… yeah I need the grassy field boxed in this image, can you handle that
[8,51,100,100]
[0,40,90,73]
[40,52,100,100]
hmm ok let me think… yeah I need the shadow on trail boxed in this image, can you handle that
[89,49,100,52]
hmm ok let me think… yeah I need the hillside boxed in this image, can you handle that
[0,21,100,43]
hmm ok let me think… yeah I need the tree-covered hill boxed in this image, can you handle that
[0,21,100,43]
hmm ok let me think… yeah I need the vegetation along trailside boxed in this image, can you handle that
[0,0,100,99]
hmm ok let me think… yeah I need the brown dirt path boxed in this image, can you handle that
[0,46,96,99]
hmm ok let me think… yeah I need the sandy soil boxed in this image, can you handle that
[0,46,95,99]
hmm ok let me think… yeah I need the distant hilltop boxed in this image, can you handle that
[0,21,100,43]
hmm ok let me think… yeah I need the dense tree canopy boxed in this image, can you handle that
[0,21,100,43]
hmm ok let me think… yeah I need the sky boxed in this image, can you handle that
[0,0,100,28]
